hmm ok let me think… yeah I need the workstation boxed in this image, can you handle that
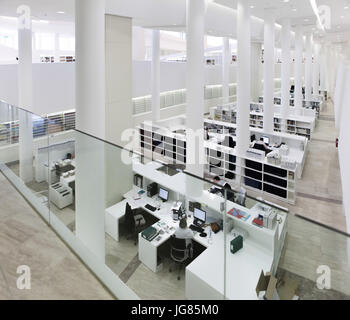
[34,140,76,209]
[137,115,307,204]
[105,155,287,300]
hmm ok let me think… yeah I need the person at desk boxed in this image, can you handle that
[210,176,235,201]
[252,138,273,155]
[174,218,194,247]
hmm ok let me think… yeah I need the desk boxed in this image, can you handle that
[186,236,272,300]
[106,158,287,299]
[138,213,217,273]
[105,186,174,242]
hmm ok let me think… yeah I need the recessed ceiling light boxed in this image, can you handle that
[56,11,65,14]
[292,8,297,12]
[341,16,344,19]
[345,6,349,10]
[250,5,255,9]
[283,0,290,3]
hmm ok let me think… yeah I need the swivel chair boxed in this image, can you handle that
[124,202,146,245]
[169,236,193,280]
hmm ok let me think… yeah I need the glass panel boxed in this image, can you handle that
[0,102,50,222]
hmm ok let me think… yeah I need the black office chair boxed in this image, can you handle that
[124,202,146,245]
[169,236,193,281]
[55,164,62,177]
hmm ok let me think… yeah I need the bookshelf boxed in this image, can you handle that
[213,103,314,140]
[138,120,298,204]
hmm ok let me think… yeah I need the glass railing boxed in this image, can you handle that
[0,100,349,300]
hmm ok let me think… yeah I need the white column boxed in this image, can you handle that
[320,47,326,93]
[222,37,231,104]
[185,0,205,196]
[334,61,346,129]
[17,6,34,183]
[263,10,275,134]
[75,0,105,139]
[151,30,161,122]
[281,19,291,132]
[312,42,320,97]
[75,0,105,261]
[305,33,313,101]
[236,0,251,157]
[54,33,60,63]
[294,26,303,113]
[251,42,262,102]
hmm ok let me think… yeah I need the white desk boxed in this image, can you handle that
[186,235,273,300]
[106,159,287,300]
[105,186,175,242]
[138,213,217,273]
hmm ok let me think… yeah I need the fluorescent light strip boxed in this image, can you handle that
[309,0,325,31]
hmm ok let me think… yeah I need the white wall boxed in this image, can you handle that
[338,63,350,233]
[0,63,75,115]
[0,60,287,115]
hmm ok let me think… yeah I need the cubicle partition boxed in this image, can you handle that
[0,101,349,300]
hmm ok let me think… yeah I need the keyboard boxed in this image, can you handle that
[190,224,204,233]
[145,204,157,212]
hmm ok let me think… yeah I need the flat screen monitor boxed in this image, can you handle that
[194,208,206,224]
[159,188,169,202]
[262,136,270,145]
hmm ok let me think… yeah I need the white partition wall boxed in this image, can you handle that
[105,14,133,146]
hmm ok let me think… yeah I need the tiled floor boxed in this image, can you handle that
[0,172,114,300]
[261,101,347,234]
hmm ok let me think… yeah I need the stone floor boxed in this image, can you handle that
[0,172,114,300]
[261,101,347,234]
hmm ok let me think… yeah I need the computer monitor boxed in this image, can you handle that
[158,188,169,202]
[262,135,270,145]
[193,208,206,226]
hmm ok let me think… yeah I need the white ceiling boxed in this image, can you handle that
[215,0,350,38]
[0,0,349,44]
[0,0,74,22]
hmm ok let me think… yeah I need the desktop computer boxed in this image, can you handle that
[193,208,206,227]
[147,182,158,197]
[262,135,270,145]
[159,188,169,202]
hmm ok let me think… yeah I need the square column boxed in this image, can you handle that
[281,19,291,133]
[236,0,251,157]
[263,10,275,134]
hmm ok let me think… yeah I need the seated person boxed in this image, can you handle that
[210,176,232,197]
[252,138,272,155]
[174,218,194,247]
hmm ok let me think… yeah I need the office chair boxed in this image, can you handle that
[124,202,146,245]
[55,164,62,177]
[169,236,193,281]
